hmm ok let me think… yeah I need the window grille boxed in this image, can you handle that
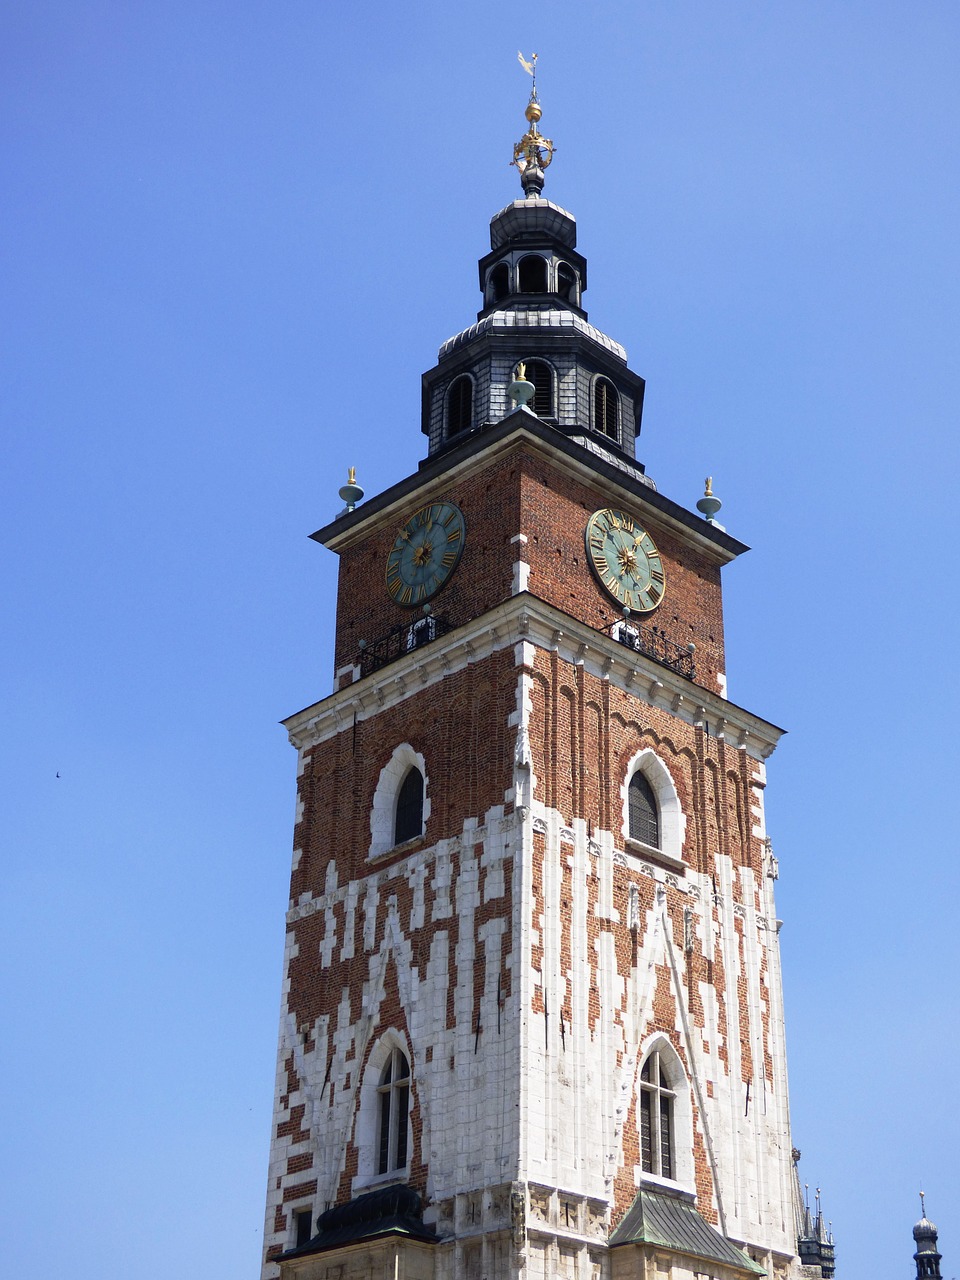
[518,254,548,293]
[594,377,620,439]
[639,1050,675,1178]
[394,767,424,845]
[629,772,659,848]
[377,1048,411,1174]
[446,376,473,436]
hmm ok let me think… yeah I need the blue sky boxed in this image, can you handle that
[3,3,958,1276]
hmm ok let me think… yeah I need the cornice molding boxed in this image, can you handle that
[283,593,784,762]
[312,414,747,565]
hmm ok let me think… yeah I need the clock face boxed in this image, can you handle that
[385,501,466,606]
[585,507,665,612]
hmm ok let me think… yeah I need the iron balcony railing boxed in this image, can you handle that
[356,611,694,682]
[358,613,452,678]
[608,618,696,680]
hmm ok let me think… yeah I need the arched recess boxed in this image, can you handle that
[635,1033,694,1191]
[518,254,548,293]
[593,375,620,440]
[519,358,555,418]
[621,747,685,861]
[556,261,579,304]
[446,374,474,437]
[369,744,430,859]
[354,1030,414,1186]
[487,260,510,303]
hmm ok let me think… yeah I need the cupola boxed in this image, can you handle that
[420,62,648,480]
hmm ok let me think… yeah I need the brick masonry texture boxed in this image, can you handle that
[261,436,802,1280]
[331,443,726,692]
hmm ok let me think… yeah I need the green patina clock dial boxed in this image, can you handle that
[585,507,665,612]
[385,501,466,606]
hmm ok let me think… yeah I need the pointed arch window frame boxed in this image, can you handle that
[635,1037,694,1192]
[621,748,686,870]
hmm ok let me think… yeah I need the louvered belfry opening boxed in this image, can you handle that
[522,359,554,418]
[518,254,548,293]
[394,767,424,844]
[447,375,473,436]
[639,1051,675,1178]
[594,376,619,439]
[628,771,659,848]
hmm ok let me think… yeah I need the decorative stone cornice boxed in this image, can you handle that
[283,592,785,762]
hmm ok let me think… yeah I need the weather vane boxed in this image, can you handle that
[512,51,554,198]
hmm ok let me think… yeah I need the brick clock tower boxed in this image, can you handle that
[260,78,834,1280]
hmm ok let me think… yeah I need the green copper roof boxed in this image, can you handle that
[609,1188,766,1275]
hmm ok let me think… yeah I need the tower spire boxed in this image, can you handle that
[512,52,554,198]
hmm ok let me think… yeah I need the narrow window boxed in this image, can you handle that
[518,254,548,293]
[293,1208,313,1248]
[556,262,578,304]
[594,377,620,440]
[522,359,554,418]
[394,767,424,845]
[376,1047,411,1174]
[629,772,659,848]
[488,261,510,302]
[640,1050,675,1177]
[447,375,473,436]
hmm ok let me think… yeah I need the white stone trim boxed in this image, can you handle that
[621,748,687,864]
[284,594,784,764]
[368,744,430,860]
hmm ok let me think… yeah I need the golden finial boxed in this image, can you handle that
[512,52,554,198]
[696,475,723,527]
[515,361,527,380]
[347,466,356,485]
[704,476,713,497]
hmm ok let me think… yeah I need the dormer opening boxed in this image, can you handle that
[556,261,579,304]
[521,358,555,418]
[518,254,548,293]
[446,375,474,436]
[594,376,620,440]
[488,261,510,304]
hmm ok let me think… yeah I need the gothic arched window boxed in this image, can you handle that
[377,1046,411,1174]
[556,261,579,304]
[446,375,473,436]
[521,359,554,418]
[518,254,548,293]
[594,376,620,440]
[628,771,660,849]
[394,766,424,845]
[488,261,510,303]
[639,1048,675,1178]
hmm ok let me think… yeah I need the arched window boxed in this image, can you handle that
[556,262,579,304]
[521,359,554,418]
[376,1046,411,1174]
[629,771,660,849]
[488,261,510,303]
[594,376,620,440]
[518,255,548,293]
[446,375,473,436]
[639,1048,675,1178]
[394,767,424,845]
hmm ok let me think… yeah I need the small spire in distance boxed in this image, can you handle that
[512,52,554,199]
